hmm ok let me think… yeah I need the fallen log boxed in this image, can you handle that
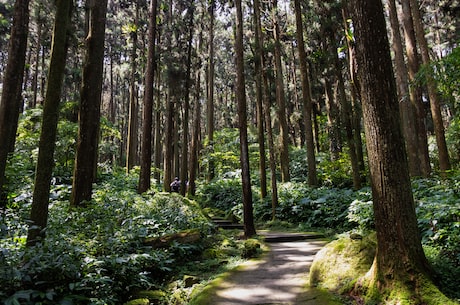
[144,229,201,249]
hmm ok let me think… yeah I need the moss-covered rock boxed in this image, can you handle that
[309,232,376,293]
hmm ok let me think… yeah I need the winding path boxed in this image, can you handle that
[205,232,327,305]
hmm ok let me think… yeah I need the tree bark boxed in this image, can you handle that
[235,0,256,237]
[271,0,290,182]
[180,5,194,196]
[294,0,317,187]
[387,0,422,177]
[350,0,433,298]
[0,0,30,205]
[138,0,158,193]
[206,0,216,182]
[400,0,431,176]
[409,0,451,172]
[126,2,139,172]
[253,0,267,198]
[71,0,108,206]
[27,0,71,245]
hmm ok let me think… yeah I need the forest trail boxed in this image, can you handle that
[200,232,331,305]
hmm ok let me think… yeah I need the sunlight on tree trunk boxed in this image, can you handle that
[350,0,439,301]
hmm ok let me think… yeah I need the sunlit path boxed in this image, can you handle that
[208,235,326,305]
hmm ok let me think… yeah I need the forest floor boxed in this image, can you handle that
[192,231,344,305]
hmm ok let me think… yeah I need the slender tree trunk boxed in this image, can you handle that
[126,3,139,172]
[387,0,422,177]
[163,81,175,192]
[253,0,267,198]
[400,0,431,176]
[271,0,290,182]
[409,0,451,172]
[294,0,317,186]
[324,78,342,160]
[154,58,162,183]
[327,29,361,189]
[32,6,43,108]
[350,0,434,299]
[0,0,30,205]
[27,0,71,245]
[188,66,202,197]
[71,0,108,206]
[235,0,256,237]
[138,0,158,193]
[180,5,194,196]
[207,0,216,182]
[342,8,366,175]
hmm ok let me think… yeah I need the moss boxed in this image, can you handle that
[131,290,167,304]
[240,238,262,258]
[124,299,150,305]
[309,232,376,294]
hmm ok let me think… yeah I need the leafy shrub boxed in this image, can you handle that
[446,116,460,164]
[1,171,213,305]
[255,183,372,231]
[413,176,460,266]
[195,177,244,214]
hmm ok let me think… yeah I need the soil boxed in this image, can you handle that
[196,232,341,305]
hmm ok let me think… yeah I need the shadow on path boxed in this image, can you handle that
[204,232,327,305]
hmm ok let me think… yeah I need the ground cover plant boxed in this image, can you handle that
[0,168,264,305]
[1,115,459,304]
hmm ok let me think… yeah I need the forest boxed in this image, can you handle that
[0,0,459,304]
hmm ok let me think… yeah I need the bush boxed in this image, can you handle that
[0,171,213,305]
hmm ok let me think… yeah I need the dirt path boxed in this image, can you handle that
[201,232,330,305]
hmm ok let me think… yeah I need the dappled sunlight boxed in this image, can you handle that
[208,239,326,304]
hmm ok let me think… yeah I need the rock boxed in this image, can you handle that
[184,275,200,287]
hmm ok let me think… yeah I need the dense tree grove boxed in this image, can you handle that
[0,0,459,303]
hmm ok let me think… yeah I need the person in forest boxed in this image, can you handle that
[170,177,181,192]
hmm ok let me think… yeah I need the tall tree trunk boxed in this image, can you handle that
[400,0,431,176]
[350,0,435,300]
[294,0,317,186]
[206,0,216,182]
[31,6,43,108]
[188,64,202,197]
[327,29,361,189]
[153,56,162,183]
[324,78,342,161]
[126,3,139,172]
[71,0,108,206]
[0,0,30,205]
[180,4,194,196]
[235,0,256,237]
[409,0,451,172]
[138,0,158,193]
[26,0,71,245]
[253,0,267,198]
[387,0,422,177]
[272,0,290,182]
[163,79,175,192]
[342,8,366,175]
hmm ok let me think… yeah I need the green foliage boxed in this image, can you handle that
[256,183,372,231]
[413,175,460,266]
[201,128,260,179]
[446,116,460,164]
[416,46,460,113]
[195,177,244,215]
[0,170,213,304]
